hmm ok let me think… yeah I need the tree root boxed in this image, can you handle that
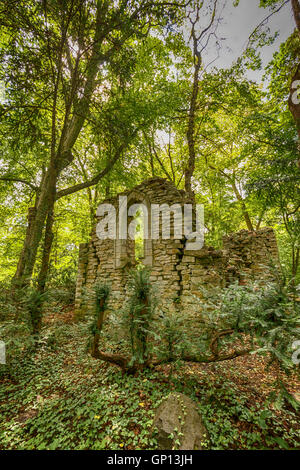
[91,345,252,374]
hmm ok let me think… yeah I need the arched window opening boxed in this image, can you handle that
[115,195,153,268]
[134,209,145,263]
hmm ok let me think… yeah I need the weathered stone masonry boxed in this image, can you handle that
[75,178,279,315]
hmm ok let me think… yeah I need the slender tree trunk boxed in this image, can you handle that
[288,64,300,165]
[207,163,255,231]
[12,206,37,288]
[288,63,300,130]
[139,298,149,362]
[256,209,265,230]
[90,298,105,358]
[184,1,217,196]
[150,150,155,177]
[289,1,300,166]
[231,180,254,231]
[37,207,55,293]
[14,164,58,287]
[292,245,300,279]
[185,54,201,197]
[11,3,106,288]
[291,0,300,37]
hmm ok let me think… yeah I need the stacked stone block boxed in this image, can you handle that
[223,227,279,284]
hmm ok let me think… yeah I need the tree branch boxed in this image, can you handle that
[0,176,38,191]
[56,144,125,200]
[245,0,290,50]
[91,347,253,374]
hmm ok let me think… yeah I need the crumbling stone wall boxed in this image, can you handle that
[75,178,192,314]
[75,178,279,316]
[223,228,279,284]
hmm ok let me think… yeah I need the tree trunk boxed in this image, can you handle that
[288,63,300,132]
[11,43,101,286]
[37,208,55,293]
[11,206,37,288]
[14,165,58,287]
[289,0,300,166]
[90,298,105,358]
[185,55,201,197]
[288,64,300,165]
[292,245,300,279]
[231,180,254,231]
[11,3,106,288]
[291,0,300,37]
[184,1,217,196]
[137,298,149,363]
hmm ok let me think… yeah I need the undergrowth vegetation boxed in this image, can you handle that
[1,270,299,450]
[0,318,299,450]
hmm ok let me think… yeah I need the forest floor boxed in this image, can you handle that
[0,303,299,450]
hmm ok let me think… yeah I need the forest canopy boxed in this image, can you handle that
[0,0,298,286]
[0,0,299,453]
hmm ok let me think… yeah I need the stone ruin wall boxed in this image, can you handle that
[75,178,279,316]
